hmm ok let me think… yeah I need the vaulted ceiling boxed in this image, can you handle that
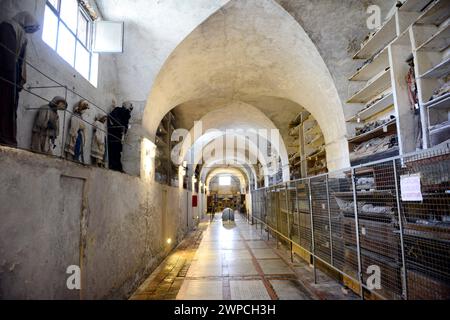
[95,0,396,178]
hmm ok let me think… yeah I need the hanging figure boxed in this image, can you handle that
[0,12,40,146]
[107,101,133,172]
[91,114,108,167]
[31,96,67,155]
[406,55,422,150]
[65,100,90,163]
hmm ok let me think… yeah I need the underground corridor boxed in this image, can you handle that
[130,212,357,300]
[1,0,450,303]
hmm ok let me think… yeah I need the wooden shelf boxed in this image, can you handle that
[400,0,435,12]
[347,69,392,104]
[289,126,300,137]
[416,21,450,52]
[307,149,326,161]
[349,47,389,81]
[308,167,327,174]
[424,92,450,109]
[416,0,450,26]
[333,190,394,199]
[157,125,168,136]
[420,56,450,78]
[350,147,400,166]
[307,134,325,147]
[348,118,397,144]
[348,92,394,122]
[289,153,300,162]
[155,137,168,147]
[293,160,302,167]
[304,125,321,137]
[392,26,412,46]
[429,120,450,134]
[353,15,397,60]
[289,111,309,127]
[304,130,323,143]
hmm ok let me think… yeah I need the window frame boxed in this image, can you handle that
[44,0,97,86]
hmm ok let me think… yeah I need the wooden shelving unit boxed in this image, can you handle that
[347,13,397,165]
[288,112,327,179]
[155,111,178,186]
[420,56,450,78]
[429,120,450,134]
[353,14,397,60]
[347,0,450,162]
[415,0,450,25]
[348,119,397,144]
[399,0,435,13]
[347,68,392,104]
[349,47,390,82]
[345,4,449,299]
[344,0,450,300]
[347,93,395,123]
[410,0,450,148]
[424,91,450,108]
[416,21,450,51]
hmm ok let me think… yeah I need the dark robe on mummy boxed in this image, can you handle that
[108,105,132,172]
[0,12,39,147]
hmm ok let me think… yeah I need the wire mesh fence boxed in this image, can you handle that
[251,147,450,300]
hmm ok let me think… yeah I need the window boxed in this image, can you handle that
[42,0,98,86]
[219,176,231,186]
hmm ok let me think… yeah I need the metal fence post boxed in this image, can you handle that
[276,186,280,249]
[261,215,263,235]
[60,86,68,159]
[295,181,301,249]
[351,168,364,300]
[266,189,270,241]
[325,174,334,266]
[393,159,409,300]
[260,192,263,235]
[285,182,293,262]
[308,178,317,284]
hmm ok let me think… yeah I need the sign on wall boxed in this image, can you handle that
[400,173,423,202]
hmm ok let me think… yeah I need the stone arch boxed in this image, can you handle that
[143,0,349,172]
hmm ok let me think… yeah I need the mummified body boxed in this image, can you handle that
[30,96,67,154]
[0,12,39,146]
[65,100,90,163]
[91,114,107,167]
[107,102,133,172]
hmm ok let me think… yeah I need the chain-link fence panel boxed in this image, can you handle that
[250,147,450,300]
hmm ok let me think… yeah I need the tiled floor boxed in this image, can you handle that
[130,212,358,300]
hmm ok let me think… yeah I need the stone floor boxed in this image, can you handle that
[130,213,358,300]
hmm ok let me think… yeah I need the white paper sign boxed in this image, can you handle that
[400,174,423,202]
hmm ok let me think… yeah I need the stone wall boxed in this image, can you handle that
[276,0,397,118]
[0,146,192,299]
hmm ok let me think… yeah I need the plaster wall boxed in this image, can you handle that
[95,0,231,102]
[0,146,191,299]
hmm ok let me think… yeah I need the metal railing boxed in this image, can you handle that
[251,147,450,300]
